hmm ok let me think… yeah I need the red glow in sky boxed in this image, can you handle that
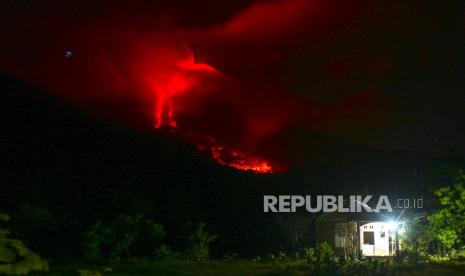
[0,0,405,172]
[150,52,218,129]
[145,50,275,173]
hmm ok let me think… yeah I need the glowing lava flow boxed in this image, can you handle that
[150,52,274,174]
[210,144,273,173]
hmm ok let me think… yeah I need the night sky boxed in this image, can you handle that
[1,0,464,171]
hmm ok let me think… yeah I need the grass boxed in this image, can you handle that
[32,260,308,275]
[32,260,465,275]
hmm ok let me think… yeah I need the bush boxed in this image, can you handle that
[12,205,56,250]
[395,249,426,263]
[457,245,465,260]
[223,252,239,262]
[303,242,338,273]
[153,244,179,261]
[82,214,165,262]
[0,213,49,275]
[337,258,398,275]
[188,223,217,262]
[426,170,465,257]
[338,259,371,275]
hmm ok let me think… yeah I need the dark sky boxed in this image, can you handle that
[1,0,464,168]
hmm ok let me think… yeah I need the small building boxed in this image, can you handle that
[316,212,405,258]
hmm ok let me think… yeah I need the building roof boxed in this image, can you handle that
[316,211,400,224]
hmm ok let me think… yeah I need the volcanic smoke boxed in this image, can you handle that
[149,50,274,173]
[0,0,391,174]
[151,52,217,129]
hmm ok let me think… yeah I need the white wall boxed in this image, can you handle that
[359,222,393,256]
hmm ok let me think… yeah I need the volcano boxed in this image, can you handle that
[2,0,463,174]
[145,50,276,173]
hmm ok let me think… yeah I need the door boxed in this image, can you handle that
[362,231,375,255]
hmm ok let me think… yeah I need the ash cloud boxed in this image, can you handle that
[2,0,462,167]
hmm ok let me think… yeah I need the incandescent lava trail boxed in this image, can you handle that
[0,0,397,173]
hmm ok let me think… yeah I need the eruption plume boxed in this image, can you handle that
[151,52,217,129]
[0,0,393,174]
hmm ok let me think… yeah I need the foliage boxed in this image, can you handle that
[223,252,239,262]
[401,218,429,257]
[188,223,217,262]
[400,170,465,259]
[82,214,165,262]
[262,252,290,268]
[338,259,375,275]
[78,269,102,276]
[337,258,424,275]
[153,244,180,261]
[77,267,112,276]
[427,255,452,263]
[395,249,425,264]
[457,245,465,260]
[303,242,338,273]
[427,170,465,256]
[11,204,58,259]
[0,213,49,275]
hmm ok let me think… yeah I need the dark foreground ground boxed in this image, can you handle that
[31,260,465,276]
